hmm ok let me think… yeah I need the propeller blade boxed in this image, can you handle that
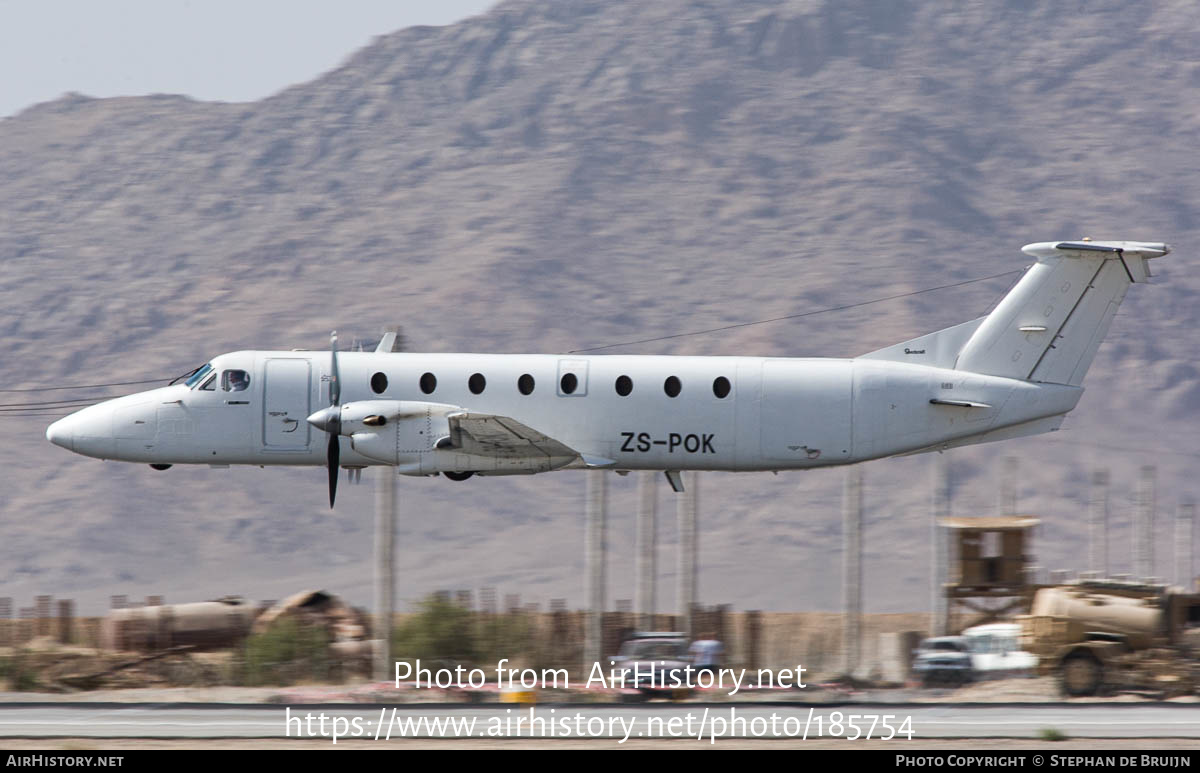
[329,331,341,407]
[327,432,340,508]
[322,330,343,508]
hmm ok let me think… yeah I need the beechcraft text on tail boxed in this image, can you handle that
[45,240,1170,506]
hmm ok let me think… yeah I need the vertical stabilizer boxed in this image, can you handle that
[953,241,1168,385]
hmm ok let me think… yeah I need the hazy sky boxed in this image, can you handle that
[0,0,496,118]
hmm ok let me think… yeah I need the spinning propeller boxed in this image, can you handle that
[306,331,343,508]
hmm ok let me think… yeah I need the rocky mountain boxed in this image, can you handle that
[2,0,1199,614]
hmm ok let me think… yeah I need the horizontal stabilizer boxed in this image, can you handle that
[1022,240,1168,284]
[896,414,1067,455]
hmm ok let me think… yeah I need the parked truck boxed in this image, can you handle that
[1019,580,1200,697]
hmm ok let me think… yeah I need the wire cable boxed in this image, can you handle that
[0,398,107,410]
[0,378,173,393]
[567,269,1024,354]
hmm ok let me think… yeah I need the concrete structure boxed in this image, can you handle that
[57,599,73,645]
[931,455,950,635]
[878,631,923,684]
[635,471,657,629]
[676,471,698,637]
[997,456,1018,516]
[35,596,50,638]
[374,466,397,681]
[1089,469,1110,577]
[0,598,10,647]
[1176,501,1195,589]
[1135,465,1157,581]
[584,469,607,670]
[842,465,863,674]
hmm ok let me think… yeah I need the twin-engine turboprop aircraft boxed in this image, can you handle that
[46,240,1169,506]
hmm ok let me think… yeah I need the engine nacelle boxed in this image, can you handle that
[330,400,459,466]
[334,400,458,436]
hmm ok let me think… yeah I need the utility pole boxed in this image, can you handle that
[584,470,608,671]
[1136,465,1156,580]
[1089,469,1110,577]
[1176,500,1195,590]
[931,454,949,635]
[372,326,404,682]
[374,468,396,682]
[842,465,863,675]
[676,472,698,638]
[997,456,1017,515]
[635,471,657,629]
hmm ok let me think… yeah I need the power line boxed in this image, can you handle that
[0,270,1024,391]
[0,409,98,416]
[0,412,80,419]
[980,265,1030,316]
[0,398,105,410]
[0,377,172,393]
[567,269,1024,354]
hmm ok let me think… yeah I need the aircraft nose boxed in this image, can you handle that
[45,404,115,459]
[46,416,75,451]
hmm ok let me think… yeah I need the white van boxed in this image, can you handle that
[961,623,1037,678]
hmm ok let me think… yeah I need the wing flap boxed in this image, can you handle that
[445,412,579,460]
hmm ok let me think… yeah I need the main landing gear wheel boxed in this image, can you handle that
[443,471,475,482]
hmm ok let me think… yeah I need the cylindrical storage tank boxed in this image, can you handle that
[100,598,259,652]
[1030,587,1162,649]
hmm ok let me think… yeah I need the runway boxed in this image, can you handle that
[2,703,1199,741]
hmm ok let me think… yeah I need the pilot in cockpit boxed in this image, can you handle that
[223,369,250,392]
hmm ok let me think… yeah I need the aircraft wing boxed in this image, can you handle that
[442,411,580,461]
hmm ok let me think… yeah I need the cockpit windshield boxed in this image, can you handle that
[185,363,214,388]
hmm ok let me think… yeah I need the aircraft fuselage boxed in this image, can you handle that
[48,350,1082,475]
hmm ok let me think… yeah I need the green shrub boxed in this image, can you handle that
[477,612,535,666]
[1038,727,1069,742]
[0,652,40,692]
[393,595,480,668]
[242,618,331,686]
[13,665,41,692]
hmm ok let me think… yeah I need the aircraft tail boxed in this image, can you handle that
[862,240,1169,385]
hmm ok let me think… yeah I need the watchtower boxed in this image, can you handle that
[941,516,1039,633]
